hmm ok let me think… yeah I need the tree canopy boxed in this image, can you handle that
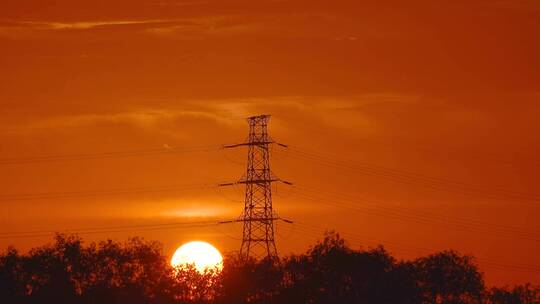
[0,233,538,304]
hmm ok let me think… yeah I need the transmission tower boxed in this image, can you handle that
[219,115,291,260]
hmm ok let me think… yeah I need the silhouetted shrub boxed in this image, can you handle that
[413,251,485,304]
[487,284,540,304]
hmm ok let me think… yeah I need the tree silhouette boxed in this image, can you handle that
[0,233,538,304]
[413,251,485,304]
[279,232,420,304]
[215,254,283,303]
[488,284,540,304]
[0,247,26,303]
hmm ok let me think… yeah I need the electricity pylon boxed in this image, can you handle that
[219,115,292,260]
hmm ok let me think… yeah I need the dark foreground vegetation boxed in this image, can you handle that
[1,233,538,304]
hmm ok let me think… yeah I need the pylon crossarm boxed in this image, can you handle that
[218,217,282,224]
[237,179,280,184]
[217,179,281,187]
[223,141,276,148]
[217,220,238,224]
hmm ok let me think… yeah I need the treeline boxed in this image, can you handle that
[0,233,538,304]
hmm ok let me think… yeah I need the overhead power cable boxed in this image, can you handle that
[354,137,539,167]
[289,184,540,243]
[0,183,215,202]
[0,144,220,165]
[0,220,221,239]
[292,221,540,273]
[283,146,540,203]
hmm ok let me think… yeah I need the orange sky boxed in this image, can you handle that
[1,0,539,286]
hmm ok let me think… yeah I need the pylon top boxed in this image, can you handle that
[247,114,271,121]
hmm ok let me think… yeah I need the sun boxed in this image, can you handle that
[171,241,223,272]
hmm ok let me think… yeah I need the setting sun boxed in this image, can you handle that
[171,241,223,272]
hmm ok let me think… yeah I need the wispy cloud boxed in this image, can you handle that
[0,95,428,141]
[0,19,192,39]
[0,13,354,40]
[0,16,265,40]
[0,19,186,30]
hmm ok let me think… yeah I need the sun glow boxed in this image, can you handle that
[170,241,223,272]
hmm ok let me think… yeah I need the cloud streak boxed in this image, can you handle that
[0,19,189,30]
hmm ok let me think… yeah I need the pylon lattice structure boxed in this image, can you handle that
[223,115,284,260]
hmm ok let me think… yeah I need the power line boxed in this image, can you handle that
[0,220,221,239]
[354,137,539,167]
[0,183,216,202]
[3,181,537,244]
[5,141,536,204]
[292,222,540,273]
[288,185,540,243]
[292,147,540,200]
[0,144,220,165]
[294,184,537,235]
[293,226,540,274]
[283,147,540,203]
[2,122,538,277]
